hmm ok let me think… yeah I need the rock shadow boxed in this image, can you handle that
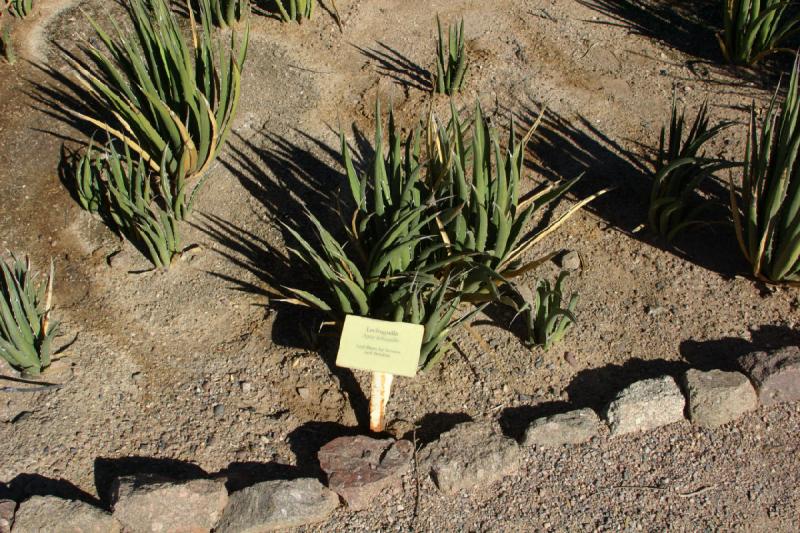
[680,324,800,372]
[5,473,101,508]
[286,421,363,479]
[401,412,473,446]
[93,457,208,504]
[499,402,573,441]
[565,358,690,411]
[215,461,303,493]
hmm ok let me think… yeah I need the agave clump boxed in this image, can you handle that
[274,0,314,23]
[76,141,182,270]
[719,0,800,65]
[70,0,249,220]
[730,55,800,284]
[429,102,598,293]
[0,254,58,377]
[209,0,249,28]
[434,16,468,95]
[648,98,732,241]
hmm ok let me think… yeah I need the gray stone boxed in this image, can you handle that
[523,408,601,447]
[12,496,119,533]
[738,346,800,406]
[559,250,581,271]
[318,435,412,510]
[419,421,521,495]
[111,475,227,533]
[215,478,338,533]
[682,369,757,428]
[604,376,685,436]
[0,499,15,533]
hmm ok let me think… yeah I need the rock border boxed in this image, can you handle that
[1,347,796,530]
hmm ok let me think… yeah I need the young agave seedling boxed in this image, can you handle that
[434,16,468,95]
[70,0,249,220]
[209,0,249,28]
[78,142,182,270]
[274,0,314,23]
[719,0,800,65]
[730,54,800,284]
[0,253,58,377]
[648,98,732,242]
[513,271,577,350]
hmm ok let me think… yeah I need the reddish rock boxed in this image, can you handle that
[0,499,15,533]
[738,346,800,406]
[318,435,413,510]
[111,475,227,533]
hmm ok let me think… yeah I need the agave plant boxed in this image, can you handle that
[69,0,249,220]
[719,0,800,65]
[76,141,182,270]
[428,102,598,295]
[284,102,473,370]
[274,0,313,23]
[0,254,58,377]
[6,0,33,18]
[434,16,468,95]
[209,0,249,28]
[730,55,800,284]
[284,102,481,432]
[648,98,733,241]
[514,271,577,350]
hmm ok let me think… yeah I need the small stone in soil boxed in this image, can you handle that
[213,404,225,418]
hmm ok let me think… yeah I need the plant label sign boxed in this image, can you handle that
[336,315,423,377]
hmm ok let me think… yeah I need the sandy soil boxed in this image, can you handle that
[1,0,799,530]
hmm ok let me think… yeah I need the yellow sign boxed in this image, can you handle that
[335,315,423,377]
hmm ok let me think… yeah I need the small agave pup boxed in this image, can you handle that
[434,16,468,95]
[648,98,732,242]
[0,254,58,377]
[75,141,183,270]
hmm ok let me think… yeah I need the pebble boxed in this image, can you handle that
[213,404,225,418]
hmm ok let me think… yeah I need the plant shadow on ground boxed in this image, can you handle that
[204,126,377,428]
[515,103,748,278]
[500,323,800,440]
[575,0,794,88]
[355,41,433,92]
